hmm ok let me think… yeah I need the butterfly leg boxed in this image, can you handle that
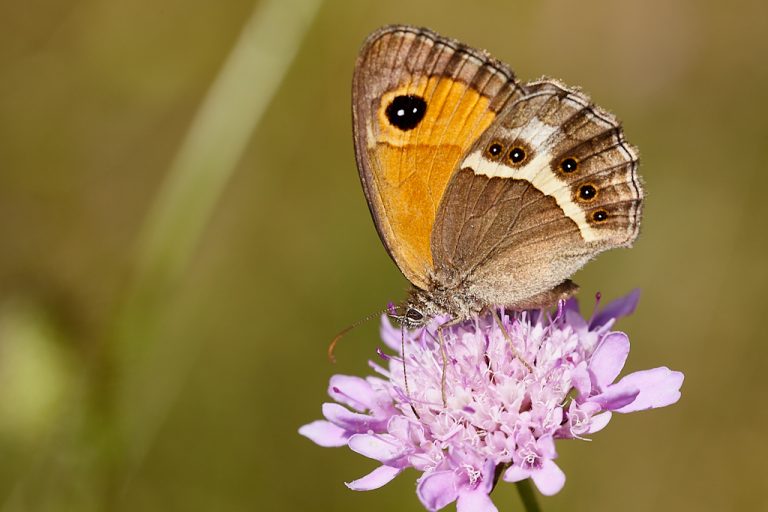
[490,308,533,372]
[435,325,451,408]
[434,316,470,407]
[399,322,422,418]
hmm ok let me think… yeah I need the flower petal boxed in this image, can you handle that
[591,289,640,328]
[457,488,498,512]
[589,332,630,388]
[571,362,591,398]
[298,420,349,447]
[329,375,376,412]
[590,384,640,411]
[588,412,613,433]
[322,403,387,432]
[417,470,460,511]
[531,459,566,496]
[387,415,426,445]
[537,434,557,459]
[562,296,580,316]
[477,459,498,494]
[502,465,531,483]
[345,465,402,491]
[379,315,402,351]
[564,305,588,331]
[614,367,684,413]
[348,433,403,462]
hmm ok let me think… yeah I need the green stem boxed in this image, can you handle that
[515,479,542,512]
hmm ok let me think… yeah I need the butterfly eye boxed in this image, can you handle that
[486,142,504,158]
[405,308,424,322]
[560,157,578,173]
[579,184,597,201]
[385,95,427,131]
[508,147,526,164]
[592,210,608,222]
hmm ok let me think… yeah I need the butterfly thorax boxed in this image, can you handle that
[405,273,580,326]
[407,281,484,324]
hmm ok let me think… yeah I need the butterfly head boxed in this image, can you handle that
[386,301,427,328]
[402,306,426,328]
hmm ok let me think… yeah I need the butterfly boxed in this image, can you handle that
[352,25,643,327]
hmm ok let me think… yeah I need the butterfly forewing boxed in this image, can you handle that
[352,25,525,290]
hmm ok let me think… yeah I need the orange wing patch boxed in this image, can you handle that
[367,77,496,285]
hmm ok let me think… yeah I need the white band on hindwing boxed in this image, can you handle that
[461,146,599,243]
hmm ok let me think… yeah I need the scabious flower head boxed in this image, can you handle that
[300,291,683,512]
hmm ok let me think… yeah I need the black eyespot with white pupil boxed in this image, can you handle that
[593,210,608,222]
[579,184,597,200]
[385,95,427,131]
[561,158,578,173]
[487,142,503,157]
[508,147,526,164]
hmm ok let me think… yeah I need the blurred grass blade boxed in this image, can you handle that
[131,0,323,306]
[113,0,323,480]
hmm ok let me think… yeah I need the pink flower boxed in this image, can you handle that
[299,292,683,511]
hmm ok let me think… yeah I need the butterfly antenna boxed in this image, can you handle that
[327,307,391,363]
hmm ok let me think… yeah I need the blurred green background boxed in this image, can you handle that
[1,0,766,510]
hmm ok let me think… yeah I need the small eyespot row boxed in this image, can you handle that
[507,147,526,164]
[592,210,608,222]
[579,184,597,201]
[486,141,503,158]
[560,157,578,173]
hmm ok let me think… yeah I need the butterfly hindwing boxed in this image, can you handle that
[431,79,642,307]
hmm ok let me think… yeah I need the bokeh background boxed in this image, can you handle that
[1,0,766,510]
